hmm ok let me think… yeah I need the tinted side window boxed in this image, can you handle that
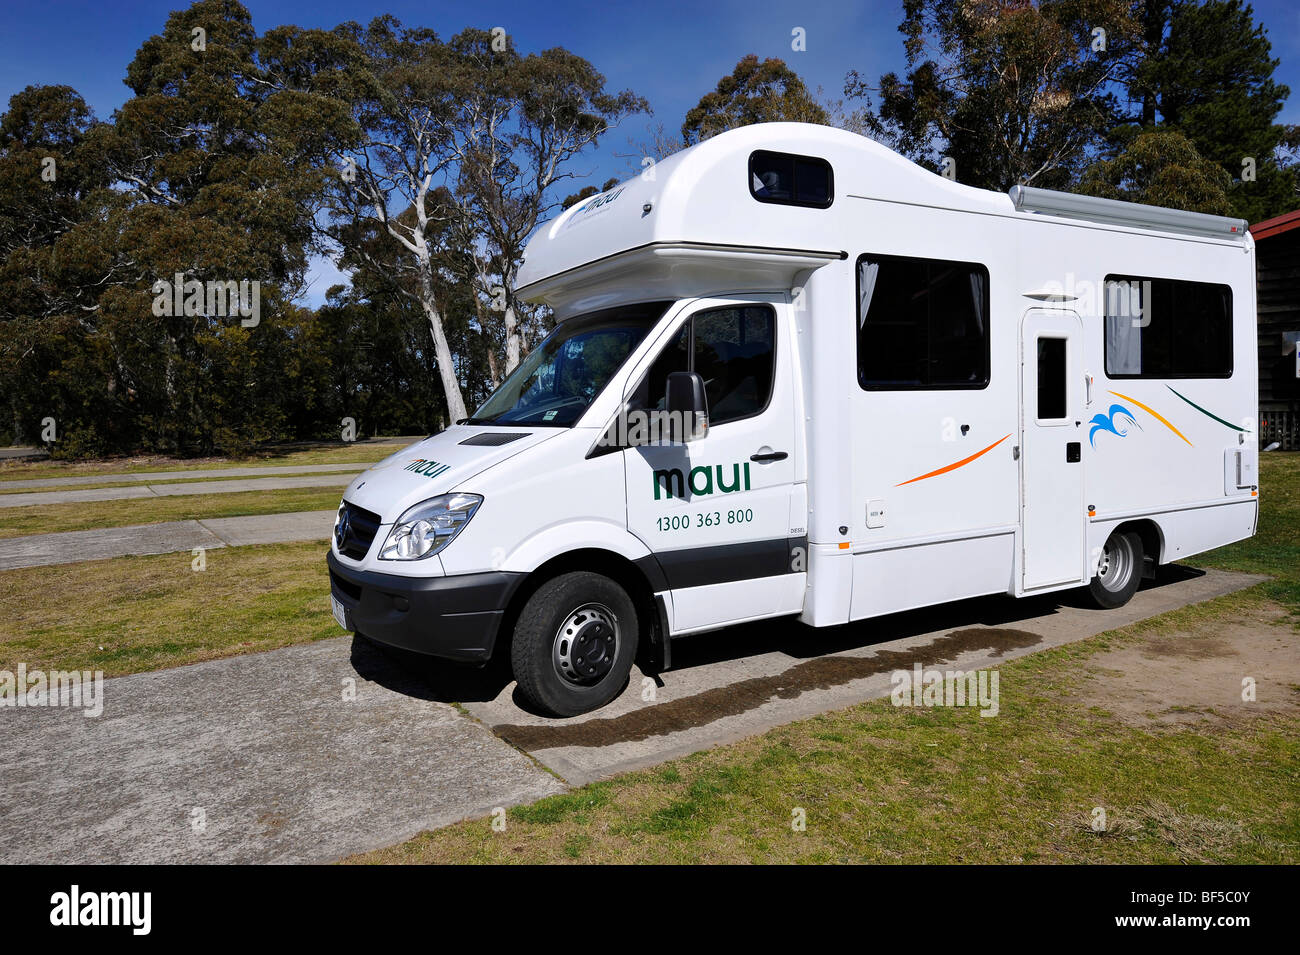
[1104,275,1232,378]
[629,325,688,413]
[630,305,776,425]
[749,151,833,208]
[694,306,776,422]
[1037,337,1067,419]
[857,254,990,389]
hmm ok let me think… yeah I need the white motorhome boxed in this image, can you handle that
[327,122,1259,716]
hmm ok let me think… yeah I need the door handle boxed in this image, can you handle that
[750,451,788,462]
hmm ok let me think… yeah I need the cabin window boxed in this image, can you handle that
[1104,275,1232,378]
[1036,336,1067,420]
[856,253,990,390]
[630,304,776,426]
[748,150,833,208]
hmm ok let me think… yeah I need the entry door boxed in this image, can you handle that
[1020,309,1086,590]
[622,297,801,631]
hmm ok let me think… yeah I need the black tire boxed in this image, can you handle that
[510,571,639,717]
[1087,530,1143,609]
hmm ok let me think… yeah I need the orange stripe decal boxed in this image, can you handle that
[896,434,1012,487]
[1107,390,1193,447]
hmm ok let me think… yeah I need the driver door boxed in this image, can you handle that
[621,296,803,633]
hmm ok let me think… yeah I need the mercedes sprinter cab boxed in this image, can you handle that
[327,122,1259,717]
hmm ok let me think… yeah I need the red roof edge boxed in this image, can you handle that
[1250,208,1300,240]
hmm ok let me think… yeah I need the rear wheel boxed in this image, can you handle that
[1088,530,1143,609]
[510,571,639,717]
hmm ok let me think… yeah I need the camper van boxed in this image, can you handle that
[326,123,1258,717]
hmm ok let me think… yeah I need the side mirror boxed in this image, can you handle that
[665,371,709,442]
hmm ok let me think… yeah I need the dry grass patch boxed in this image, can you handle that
[1,541,338,677]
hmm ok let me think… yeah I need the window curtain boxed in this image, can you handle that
[858,259,880,330]
[968,270,986,334]
[1105,280,1142,374]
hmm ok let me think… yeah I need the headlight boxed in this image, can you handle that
[378,493,483,561]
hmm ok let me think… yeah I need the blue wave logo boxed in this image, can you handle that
[1089,404,1139,448]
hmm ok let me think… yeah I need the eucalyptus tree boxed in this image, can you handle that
[299,18,646,424]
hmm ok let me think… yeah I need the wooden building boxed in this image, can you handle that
[1251,210,1300,449]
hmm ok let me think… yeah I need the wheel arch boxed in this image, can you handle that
[1111,519,1163,579]
[496,547,667,664]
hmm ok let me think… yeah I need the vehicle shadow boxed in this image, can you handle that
[672,564,1206,670]
[348,635,515,704]
[349,564,1205,710]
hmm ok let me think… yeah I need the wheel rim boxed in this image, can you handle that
[1097,537,1132,592]
[552,603,619,686]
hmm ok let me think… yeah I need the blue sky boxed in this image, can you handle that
[4,0,1299,302]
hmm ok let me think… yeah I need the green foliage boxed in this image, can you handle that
[0,2,642,457]
[1122,0,1298,221]
[847,0,1140,190]
[681,55,828,146]
[1078,128,1233,213]
[844,0,1297,218]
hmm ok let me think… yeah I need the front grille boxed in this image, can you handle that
[459,432,528,446]
[336,500,382,559]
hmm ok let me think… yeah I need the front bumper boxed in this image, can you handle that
[327,551,524,663]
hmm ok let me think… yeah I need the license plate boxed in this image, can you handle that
[331,595,350,631]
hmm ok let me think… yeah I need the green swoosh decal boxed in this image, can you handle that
[1166,385,1248,432]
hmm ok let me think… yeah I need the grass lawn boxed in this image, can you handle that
[0,437,414,482]
[0,487,346,539]
[1,541,339,678]
[350,453,1300,864]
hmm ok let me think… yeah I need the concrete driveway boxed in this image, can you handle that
[0,510,336,570]
[0,565,1262,862]
[0,462,366,491]
[0,637,563,864]
[0,473,357,509]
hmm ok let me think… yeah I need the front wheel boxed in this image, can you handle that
[1087,530,1143,609]
[510,571,639,717]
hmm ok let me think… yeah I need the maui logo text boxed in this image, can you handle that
[404,458,451,480]
[563,186,628,232]
[653,462,751,500]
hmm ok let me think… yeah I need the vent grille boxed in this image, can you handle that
[329,570,362,601]
[459,432,529,447]
[336,501,382,560]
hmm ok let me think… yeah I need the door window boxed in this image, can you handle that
[1036,336,1067,421]
[630,305,776,426]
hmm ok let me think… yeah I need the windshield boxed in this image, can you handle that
[467,301,673,427]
